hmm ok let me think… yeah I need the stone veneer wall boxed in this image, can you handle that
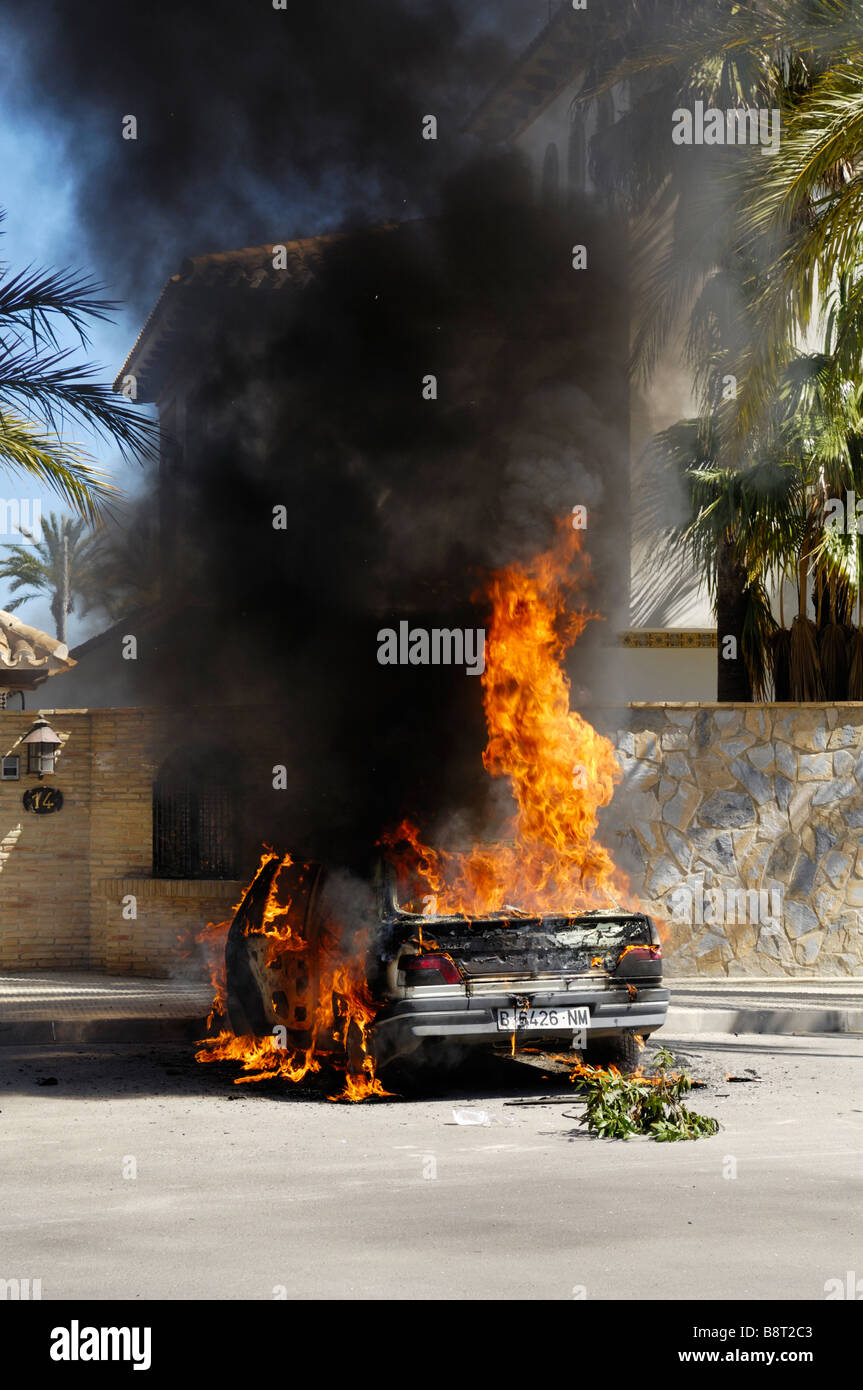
[595,703,863,977]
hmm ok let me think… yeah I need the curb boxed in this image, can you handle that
[665,1004,863,1036]
[0,1017,210,1046]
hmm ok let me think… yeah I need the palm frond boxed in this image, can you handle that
[789,613,825,700]
[0,345,157,457]
[0,206,158,522]
[820,617,850,697]
[0,264,122,352]
[0,410,117,522]
[741,579,778,699]
[771,625,793,699]
[848,628,863,697]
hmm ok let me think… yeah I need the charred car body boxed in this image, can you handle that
[225,856,668,1074]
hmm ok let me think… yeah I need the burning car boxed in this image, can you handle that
[202,525,670,1097]
[372,873,667,1072]
[221,852,668,1085]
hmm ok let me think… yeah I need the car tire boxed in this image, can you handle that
[225,920,272,1037]
[582,1031,643,1073]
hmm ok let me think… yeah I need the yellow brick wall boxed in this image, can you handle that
[0,711,94,969]
[0,709,244,975]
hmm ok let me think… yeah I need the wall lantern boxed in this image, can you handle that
[22,718,62,778]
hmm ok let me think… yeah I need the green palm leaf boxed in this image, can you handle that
[0,411,116,522]
[0,207,156,522]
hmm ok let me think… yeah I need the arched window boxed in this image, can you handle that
[153,747,238,878]
[541,142,560,203]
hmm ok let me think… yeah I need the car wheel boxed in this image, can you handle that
[582,1031,643,1073]
[225,919,272,1037]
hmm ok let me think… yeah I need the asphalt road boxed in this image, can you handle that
[1,1033,860,1301]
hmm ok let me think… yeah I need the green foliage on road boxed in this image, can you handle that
[574,1045,721,1142]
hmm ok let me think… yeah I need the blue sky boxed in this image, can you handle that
[0,39,152,646]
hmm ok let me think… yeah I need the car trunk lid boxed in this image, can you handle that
[390,909,660,986]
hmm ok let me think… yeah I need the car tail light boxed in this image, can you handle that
[401,952,462,985]
[614,916,663,968]
[617,945,661,964]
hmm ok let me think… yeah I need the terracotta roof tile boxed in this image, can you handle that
[113,231,348,401]
[0,611,76,688]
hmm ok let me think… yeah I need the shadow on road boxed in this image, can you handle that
[5,1034,841,1107]
[0,1041,584,1105]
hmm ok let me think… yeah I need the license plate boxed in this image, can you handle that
[496,1006,590,1032]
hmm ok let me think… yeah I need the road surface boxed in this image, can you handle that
[1,1032,860,1300]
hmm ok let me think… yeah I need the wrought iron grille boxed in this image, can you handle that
[153,757,237,879]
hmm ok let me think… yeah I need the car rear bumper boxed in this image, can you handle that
[372,984,669,1062]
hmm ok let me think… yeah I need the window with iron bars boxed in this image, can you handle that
[153,751,238,879]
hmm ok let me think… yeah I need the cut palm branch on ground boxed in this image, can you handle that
[571,1046,720,1142]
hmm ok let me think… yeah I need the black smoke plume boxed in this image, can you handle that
[14,3,631,873]
[12,0,547,308]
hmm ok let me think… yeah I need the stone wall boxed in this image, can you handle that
[596,704,863,977]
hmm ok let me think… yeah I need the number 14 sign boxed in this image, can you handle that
[23,786,63,814]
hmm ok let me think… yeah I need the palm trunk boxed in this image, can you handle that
[798,548,809,622]
[788,536,824,701]
[716,536,751,701]
[57,534,69,645]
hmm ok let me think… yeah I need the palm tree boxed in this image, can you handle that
[643,331,863,701]
[77,513,161,623]
[0,512,100,643]
[642,422,784,699]
[0,208,155,521]
[576,6,808,701]
[733,56,863,440]
[581,1,863,439]
[577,1,863,700]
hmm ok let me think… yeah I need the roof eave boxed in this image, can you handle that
[465,7,590,144]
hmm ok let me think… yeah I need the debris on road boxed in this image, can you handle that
[571,1045,720,1141]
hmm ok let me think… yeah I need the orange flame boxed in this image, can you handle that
[196,850,390,1101]
[196,519,650,1100]
[382,524,633,916]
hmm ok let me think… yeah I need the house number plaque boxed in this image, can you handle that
[23,787,64,814]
